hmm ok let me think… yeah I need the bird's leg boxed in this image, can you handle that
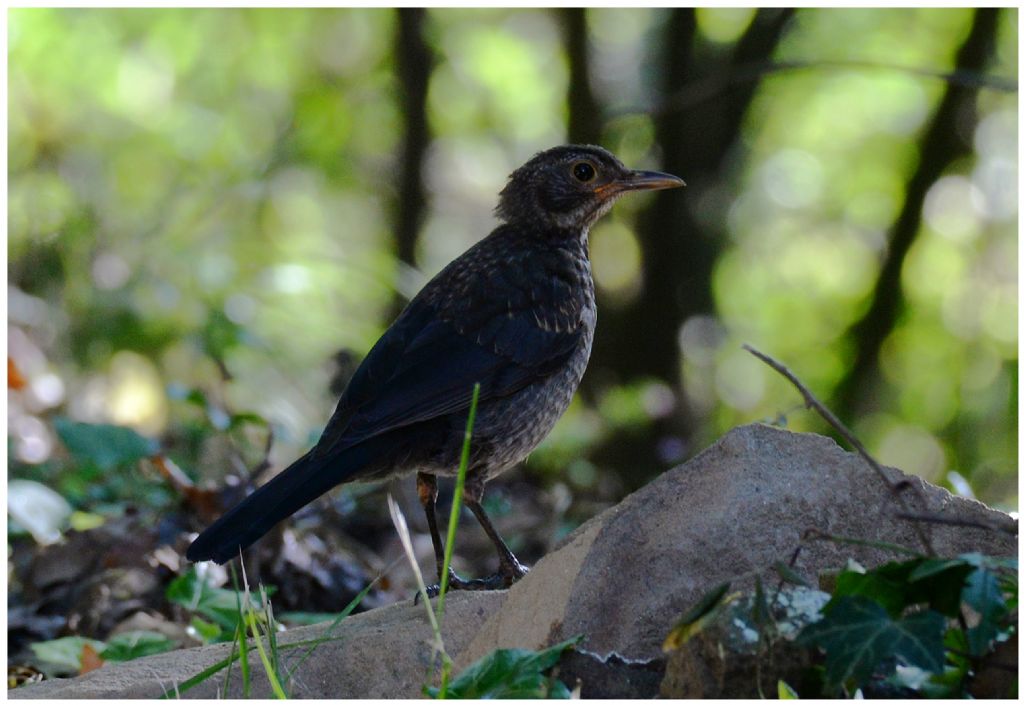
[416,472,502,601]
[464,476,529,587]
[416,472,446,579]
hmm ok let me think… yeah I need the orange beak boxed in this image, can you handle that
[595,170,686,200]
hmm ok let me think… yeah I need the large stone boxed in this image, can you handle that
[12,424,1015,699]
[457,423,1016,693]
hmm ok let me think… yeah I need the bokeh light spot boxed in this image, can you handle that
[696,7,755,44]
[590,221,643,300]
[92,252,132,290]
[715,349,765,411]
[107,351,168,435]
[876,424,946,482]
[923,175,984,243]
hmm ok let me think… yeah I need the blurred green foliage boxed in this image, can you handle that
[30,631,176,676]
[166,567,275,644]
[8,8,1018,521]
[797,552,1017,696]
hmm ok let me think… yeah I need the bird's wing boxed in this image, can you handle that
[313,296,582,458]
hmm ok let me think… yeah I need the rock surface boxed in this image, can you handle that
[12,424,1016,699]
[457,423,1015,679]
[10,592,506,699]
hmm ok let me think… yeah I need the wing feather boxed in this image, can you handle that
[313,297,580,458]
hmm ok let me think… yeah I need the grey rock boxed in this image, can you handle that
[458,424,1016,674]
[11,591,506,699]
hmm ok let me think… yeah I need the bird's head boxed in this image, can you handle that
[495,144,684,231]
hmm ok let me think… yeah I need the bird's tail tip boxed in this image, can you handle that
[184,536,232,565]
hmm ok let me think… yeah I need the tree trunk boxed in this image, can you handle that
[831,8,1002,419]
[390,8,434,318]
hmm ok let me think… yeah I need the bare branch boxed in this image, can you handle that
[744,344,935,556]
[607,56,1016,121]
[248,426,277,485]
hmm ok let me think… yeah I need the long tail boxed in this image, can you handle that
[186,444,370,565]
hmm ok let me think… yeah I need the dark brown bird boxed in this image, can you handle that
[186,145,684,593]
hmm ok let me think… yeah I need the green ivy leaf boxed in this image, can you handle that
[427,636,581,699]
[908,557,968,581]
[797,596,945,693]
[54,417,158,470]
[958,552,1017,572]
[907,558,975,617]
[831,560,921,617]
[100,631,175,661]
[962,567,1006,656]
[832,557,971,619]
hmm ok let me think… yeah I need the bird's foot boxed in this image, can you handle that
[499,556,529,584]
[415,561,529,604]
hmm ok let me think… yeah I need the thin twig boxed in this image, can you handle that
[776,544,805,594]
[248,427,276,485]
[802,528,923,557]
[744,344,935,556]
[895,511,1017,536]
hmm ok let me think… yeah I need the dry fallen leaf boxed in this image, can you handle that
[78,643,104,675]
[8,357,26,390]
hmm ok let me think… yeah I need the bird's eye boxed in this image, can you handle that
[571,161,597,183]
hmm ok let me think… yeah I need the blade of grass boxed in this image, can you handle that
[239,559,287,699]
[162,595,248,699]
[167,623,384,699]
[221,623,240,699]
[387,494,451,695]
[430,382,481,698]
[159,653,235,699]
[260,584,284,686]
[231,565,252,699]
[170,562,395,697]
[246,611,287,699]
[388,495,444,645]
[437,382,481,624]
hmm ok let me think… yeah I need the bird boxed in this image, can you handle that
[186,144,684,594]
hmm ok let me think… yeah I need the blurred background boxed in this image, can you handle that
[6,6,1019,673]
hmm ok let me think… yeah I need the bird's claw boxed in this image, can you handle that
[414,562,529,604]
